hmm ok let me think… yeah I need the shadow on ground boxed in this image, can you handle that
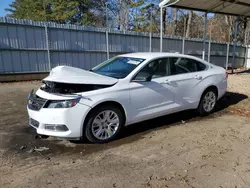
[6,91,248,159]
[116,91,248,140]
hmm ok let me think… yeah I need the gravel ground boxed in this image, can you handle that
[1,75,250,188]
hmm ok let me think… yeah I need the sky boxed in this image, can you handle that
[0,0,13,17]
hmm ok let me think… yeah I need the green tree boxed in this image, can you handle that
[6,0,52,21]
[50,0,79,24]
[131,0,158,32]
[5,0,105,25]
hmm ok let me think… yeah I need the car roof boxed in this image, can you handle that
[118,52,204,62]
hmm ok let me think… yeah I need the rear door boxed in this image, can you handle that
[165,57,208,109]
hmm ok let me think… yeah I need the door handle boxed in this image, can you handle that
[194,75,202,80]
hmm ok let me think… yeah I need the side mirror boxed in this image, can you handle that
[132,72,152,82]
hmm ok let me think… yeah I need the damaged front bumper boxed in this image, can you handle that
[27,90,91,139]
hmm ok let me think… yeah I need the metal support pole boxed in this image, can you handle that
[149,33,152,52]
[232,16,239,73]
[244,44,248,68]
[202,12,208,60]
[105,30,109,60]
[106,3,109,60]
[159,0,179,52]
[45,24,51,70]
[244,23,248,68]
[208,26,211,63]
[182,38,185,54]
[182,16,186,54]
[160,7,163,52]
[149,8,152,52]
[225,27,231,70]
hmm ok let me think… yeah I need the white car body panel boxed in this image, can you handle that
[27,103,91,138]
[44,65,118,85]
[36,89,81,100]
[129,77,177,124]
[27,52,227,139]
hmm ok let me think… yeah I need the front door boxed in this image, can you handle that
[129,58,178,123]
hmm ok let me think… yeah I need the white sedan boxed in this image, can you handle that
[27,52,227,143]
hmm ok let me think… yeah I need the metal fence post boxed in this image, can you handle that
[232,16,239,73]
[106,31,109,59]
[225,27,231,70]
[149,9,152,52]
[160,7,163,52]
[208,26,211,62]
[45,24,51,70]
[208,40,211,63]
[149,32,152,52]
[244,45,248,68]
[106,3,110,60]
[182,37,185,54]
[182,16,186,54]
[202,12,208,60]
[226,43,230,70]
[244,28,248,68]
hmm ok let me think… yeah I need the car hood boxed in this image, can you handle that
[43,66,118,85]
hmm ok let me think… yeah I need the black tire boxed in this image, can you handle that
[197,88,217,116]
[84,105,125,143]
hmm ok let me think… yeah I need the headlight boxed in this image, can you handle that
[47,98,81,108]
[28,89,34,100]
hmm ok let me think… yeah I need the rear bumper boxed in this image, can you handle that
[27,103,91,138]
[217,79,227,100]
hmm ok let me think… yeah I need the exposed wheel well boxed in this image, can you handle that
[83,101,126,132]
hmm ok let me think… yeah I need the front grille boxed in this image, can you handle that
[28,94,47,111]
[29,118,39,128]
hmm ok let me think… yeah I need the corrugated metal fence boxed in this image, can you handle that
[0,17,246,74]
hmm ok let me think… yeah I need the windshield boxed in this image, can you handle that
[92,57,145,79]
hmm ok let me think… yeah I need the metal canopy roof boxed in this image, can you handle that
[170,0,250,17]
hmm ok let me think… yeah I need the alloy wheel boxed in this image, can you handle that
[91,110,120,140]
[203,91,216,112]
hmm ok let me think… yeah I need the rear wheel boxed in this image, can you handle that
[84,105,124,143]
[198,88,217,116]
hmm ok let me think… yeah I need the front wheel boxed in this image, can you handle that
[197,89,217,116]
[84,105,124,143]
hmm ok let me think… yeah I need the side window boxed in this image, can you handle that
[169,57,188,75]
[169,57,207,75]
[196,61,207,71]
[134,58,169,80]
